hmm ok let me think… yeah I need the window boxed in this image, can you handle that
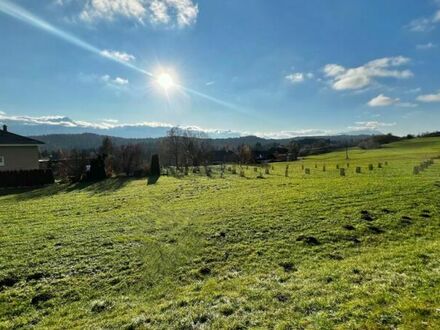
[0,156,4,167]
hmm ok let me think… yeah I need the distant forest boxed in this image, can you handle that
[34,132,373,154]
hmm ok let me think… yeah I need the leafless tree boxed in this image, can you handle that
[116,144,143,176]
[238,144,253,164]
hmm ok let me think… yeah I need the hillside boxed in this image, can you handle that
[32,132,374,152]
[1,137,439,329]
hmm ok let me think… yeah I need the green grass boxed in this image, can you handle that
[1,137,440,329]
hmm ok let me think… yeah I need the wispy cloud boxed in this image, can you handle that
[367,94,400,107]
[367,94,419,108]
[0,111,400,139]
[101,75,129,86]
[416,42,436,50]
[100,50,135,62]
[324,57,413,91]
[407,7,440,32]
[78,73,129,88]
[349,121,396,131]
[417,90,440,102]
[285,72,314,84]
[62,0,199,28]
[252,129,332,139]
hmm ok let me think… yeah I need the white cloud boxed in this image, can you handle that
[323,56,413,91]
[74,0,198,28]
[349,121,396,131]
[285,73,304,83]
[101,75,129,86]
[367,94,400,107]
[416,42,436,50]
[0,110,5,115]
[79,0,147,23]
[100,50,135,62]
[435,10,440,22]
[408,17,435,32]
[252,129,333,139]
[0,111,173,130]
[285,72,314,84]
[417,90,440,102]
[398,102,418,108]
[113,77,129,85]
[205,81,215,86]
[406,87,421,94]
[407,9,440,32]
[103,119,119,123]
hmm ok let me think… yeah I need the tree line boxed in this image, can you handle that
[42,128,409,181]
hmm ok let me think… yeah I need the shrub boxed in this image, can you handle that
[150,154,160,176]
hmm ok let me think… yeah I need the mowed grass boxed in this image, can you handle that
[1,137,440,329]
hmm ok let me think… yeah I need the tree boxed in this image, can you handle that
[164,127,182,169]
[287,140,300,161]
[99,136,114,175]
[238,144,253,164]
[150,154,160,177]
[117,144,143,176]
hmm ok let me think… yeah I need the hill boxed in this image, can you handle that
[1,137,439,328]
[32,132,375,153]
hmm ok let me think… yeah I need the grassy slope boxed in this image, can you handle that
[0,137,439,329]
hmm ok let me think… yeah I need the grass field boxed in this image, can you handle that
[1,137,440,329]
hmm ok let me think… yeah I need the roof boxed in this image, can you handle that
[0,129,44,145]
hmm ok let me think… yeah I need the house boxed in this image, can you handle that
[0,125,44,171]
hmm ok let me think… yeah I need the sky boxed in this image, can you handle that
[1,0,440,138]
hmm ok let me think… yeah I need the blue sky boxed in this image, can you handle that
[0,0,440,137]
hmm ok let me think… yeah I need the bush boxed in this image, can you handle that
[150,154,161,177]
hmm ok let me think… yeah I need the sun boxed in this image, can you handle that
[156,72,175,90]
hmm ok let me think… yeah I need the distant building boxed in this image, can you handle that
[0,125,44,171]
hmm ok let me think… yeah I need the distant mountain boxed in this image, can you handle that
[0,115,241,139]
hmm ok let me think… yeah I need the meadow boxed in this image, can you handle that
[0,137,439,329]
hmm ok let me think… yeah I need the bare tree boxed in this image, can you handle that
[287,140,300,161]
[238,144,253,164]
[163,127,182,169]
[116,144,143,176]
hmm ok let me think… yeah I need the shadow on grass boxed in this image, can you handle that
[147,175,160,185]
[1,177,131,201]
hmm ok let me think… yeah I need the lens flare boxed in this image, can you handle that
[157,73,175,90]
[0,0,251,115]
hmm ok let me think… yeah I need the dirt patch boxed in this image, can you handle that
[31,292,53,306]
[26,272,48,282]
[275,293,290,302]
[199,267,211,276]
[368,226,385,234]
[279,262,296,272]
[296,235,320,245]
[360,210,374,221]
[0,275,18,289]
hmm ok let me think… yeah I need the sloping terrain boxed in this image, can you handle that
[1,138,439,329]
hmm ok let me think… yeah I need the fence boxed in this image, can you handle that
[0,169,54,188]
